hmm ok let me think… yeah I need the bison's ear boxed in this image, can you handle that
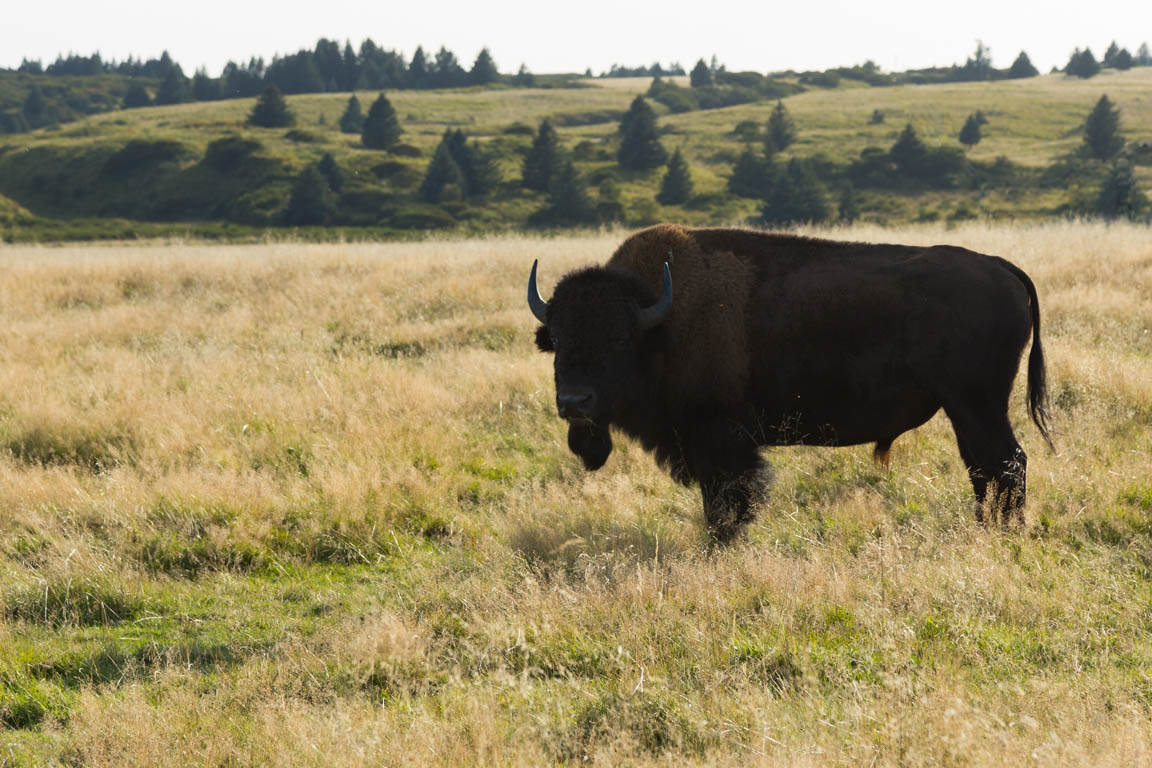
[535,325,553,352]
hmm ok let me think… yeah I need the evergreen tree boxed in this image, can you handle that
[767,100,796,151]
[838,184,860,224]
[284,166,335,225]
[657,148,694,205]
[959,114,982,149]
[957,41,993,81]
[419,141,466,202]
[317,152,346,192]
[689,59,713,87]
[545,159,596,224]
[1097,162,1150,220]
[522,119,562,191]
[408,47,429,88]
[728,147,772,198]
[514,64,536,87]
[1007,51,1039,79]
[191,69,221,101]
[1103,41,1121,68]
[470,48,499,85]
[1066,48,1100,78]
[1139,43,1152,66]
[154,65,190,105]
[1113,48,1135,70]
[432,47,466,88]
[617,96,667,171]
[341,42,361,91]
[248,85,295,127]
[760,158,829,226]
[338,95,364,134]
[889,123,927,174]
[1083,94,1124,160]
[22,86,46,125]
[122,84,152,110]
[361,93,402,149]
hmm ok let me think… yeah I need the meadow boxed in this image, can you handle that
[1,221,1152,765]
[3,68,1151,239]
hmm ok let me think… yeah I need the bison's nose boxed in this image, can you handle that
[557,390,596,419]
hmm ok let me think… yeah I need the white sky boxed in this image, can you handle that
[2,0,1150,77]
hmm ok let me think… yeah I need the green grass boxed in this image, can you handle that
[2,71,1150,240]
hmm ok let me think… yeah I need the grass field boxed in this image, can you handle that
[2,69,1151,239]
[1,222,1151,765]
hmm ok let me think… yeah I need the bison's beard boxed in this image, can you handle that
[567,422,613,471]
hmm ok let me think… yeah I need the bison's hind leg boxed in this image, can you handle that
[945,402,1027,526]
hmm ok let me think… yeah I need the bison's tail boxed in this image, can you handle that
[998,258,1055,452]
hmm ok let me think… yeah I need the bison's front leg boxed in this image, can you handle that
[686,421,768,542]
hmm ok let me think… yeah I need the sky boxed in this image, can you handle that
[3,0,1151,77]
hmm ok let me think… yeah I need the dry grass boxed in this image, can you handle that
[1,222,1151,766]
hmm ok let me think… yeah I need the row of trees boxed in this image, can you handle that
[1066,42,1151,78]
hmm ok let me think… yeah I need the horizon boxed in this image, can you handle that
[4,0,1151,79]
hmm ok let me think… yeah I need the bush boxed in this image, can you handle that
[204,136,262,170]
[283,166,336,226]
[385,203,456,229]
[1097,162,1150,220]
[101,140,190,178]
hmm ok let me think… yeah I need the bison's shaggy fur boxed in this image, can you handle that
[533,224,1051,540]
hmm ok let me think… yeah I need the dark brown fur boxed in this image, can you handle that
[534,224,1052,540]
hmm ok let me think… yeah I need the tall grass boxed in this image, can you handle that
[0,222,1150,765]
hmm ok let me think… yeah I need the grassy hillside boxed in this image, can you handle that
[1,223,1151,764]
[1,70,1151,239]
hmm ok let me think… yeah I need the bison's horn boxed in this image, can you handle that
[527,259,549,323]
[637,262,673,330]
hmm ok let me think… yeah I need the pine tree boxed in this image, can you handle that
[514,64,535,87]
[1007,51,1039,79]
[545,159,596,224]
[1113,48,1135,70]
[338,95,364,134]
[657,148,694,205]
[248,85,295,127]
[728,147,771,198]
[470,48,499,85]
[522,119,562,191]
[419,141,466,202]
[154,65,190,105]
[22,86,46,126]
[284,166,335,225]
[617,96,667,171]
[959,114,982,149]
[191,70,221,101]
[317,152,345,192]
[689,59,713,87]
[1066,48,1100,78]
[760,158,829,226]
[767,100,796,151]
[1103,41,1121,68]
[1139,43,1152,66]
[1083,94,1124,160]
[1097,162,1150,220]
[408,47,429,88]
[122,84,151,110]
[838,184,860,223]
[889,123,927,174]
[361,93,402,149]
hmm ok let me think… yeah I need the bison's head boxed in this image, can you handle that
[528,260,672,470]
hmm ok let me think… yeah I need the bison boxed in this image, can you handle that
[528,224,1052,541]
